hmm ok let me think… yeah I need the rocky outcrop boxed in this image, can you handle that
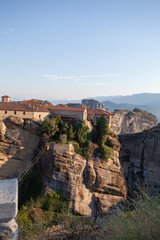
[112,108,158,135]
[0,116,42,179]
[42,143,127,217]
[82,99,105,110]
[119,124,160,194]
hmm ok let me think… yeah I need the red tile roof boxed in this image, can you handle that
[48,105,86,112]
[21,100,42,106]
[88,108,114,116]
[2,95,11,98]
[0,102,49,112]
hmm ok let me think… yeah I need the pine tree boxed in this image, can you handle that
[68,125,75,140]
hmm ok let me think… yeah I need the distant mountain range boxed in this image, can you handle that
[10,93,160,121]
[96,93,160,107]
[99,93,160,121]
[101,101,160,121]
[49,93,160,121]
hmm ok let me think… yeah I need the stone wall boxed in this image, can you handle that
[33,111,50,122]
[0,178,18,239]
[0,110,49,122]
[50,109,87,121]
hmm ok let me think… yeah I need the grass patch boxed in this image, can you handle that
[101,192,160,240]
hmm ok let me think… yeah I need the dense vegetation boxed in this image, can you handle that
[42,115,114,161]
[18,116,160,239]
[18,190,160,240]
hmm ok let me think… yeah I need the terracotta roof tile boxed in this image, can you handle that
[48,105,86,112]
[0,102,49,112]
[21,100,42,106]
[2,95,11,98]
[87,108,114,116]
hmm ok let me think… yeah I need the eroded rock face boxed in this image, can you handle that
[0,116,42,179]
[112,108,158,135]
[119,124,160,194]
[42,144,127,217]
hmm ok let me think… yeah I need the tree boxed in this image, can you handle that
[42,118,59,139]
[55,116,63,131]
[67,125,75,140]
[62,122,69,135]
[101,144,113,162]
[75,123,88,144]
[96,116,110,145]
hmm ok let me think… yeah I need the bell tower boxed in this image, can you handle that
[1,95,11,102]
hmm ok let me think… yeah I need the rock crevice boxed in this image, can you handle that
[42,143,127,217]
[119,124,160,194]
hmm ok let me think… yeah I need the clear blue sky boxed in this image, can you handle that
[1,0,160,100]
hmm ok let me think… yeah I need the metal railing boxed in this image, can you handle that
[18,148,45,187]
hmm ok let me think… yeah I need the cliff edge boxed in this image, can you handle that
[112,108,158,135]
[42,143,127,217]
[119,124,160,194]
[0,116,42,179]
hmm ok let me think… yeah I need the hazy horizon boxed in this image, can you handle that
[8,92,160,103]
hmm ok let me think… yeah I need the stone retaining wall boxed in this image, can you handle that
[0,178,18,240]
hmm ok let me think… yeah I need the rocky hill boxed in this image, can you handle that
[112,108,158,135]
[119,124,160,194]
[0,116,42,179]
[102,100,160,121]
[42,143,127,217]
[82,99,105,110]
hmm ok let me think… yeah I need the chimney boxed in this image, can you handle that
[1,95,11,103]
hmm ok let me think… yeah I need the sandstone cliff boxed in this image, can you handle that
[42,143,127,217]
[112,108,158,135]
[0,116,42,179]
[82,99,105,110]
[119,124,160,194]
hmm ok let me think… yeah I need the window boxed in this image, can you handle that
[39,114,41,118]
[14,111,16,115]
[5,110,7,114]
[23,112,25,115]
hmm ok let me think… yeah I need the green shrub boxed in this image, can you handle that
[74,123,89,144]
[42,117,59,139]
[101,144,114,162]
[68,124,75,140]
[96,116,110,145]
[17,190,69,239]
[103,193,160,240]
[41,190,68,213]
[72,141,82,155]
